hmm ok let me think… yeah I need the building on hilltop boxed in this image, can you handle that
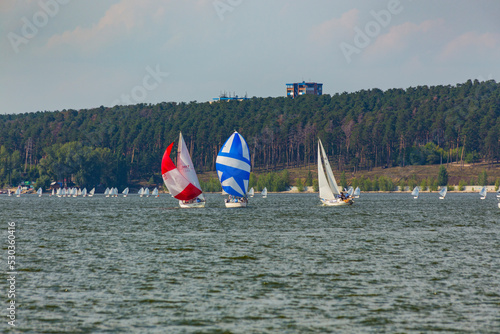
[212,92,249,103]
[286,81,323,98]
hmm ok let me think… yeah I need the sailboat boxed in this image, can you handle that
[479,186,487,200]
[162,132,205,208]
[144,188,150,197]
[261,187,267,198]
[138,187,144,197]
[216,131,251,208]
[51,188,55,197]
[152,187,159,198]
[56,188,62,197]
[411,186,419,199]
[438,186,447,200]
[88,188,95,197]
[353,187,361,198]
[104,187,110,198]
[248,187,254,197]
[72,188,78,197]
[122,187,129,197]
[37,187,42,197]
[113,187,119,197]
[82,188,87,197]
[15,187,21,197]
[77,188,82,196]
[8,189,11,196]
[317,139,353,206]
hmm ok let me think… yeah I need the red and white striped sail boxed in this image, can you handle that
[161,134,202,201]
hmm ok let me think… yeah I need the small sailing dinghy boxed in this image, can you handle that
[411,186,419,199]
[144,188,150,197]
[152,187,159,198]
[15,187,21,197]
[122,187,129,197]
[37,187,42,197]
[479,186,487,200]
[8,189,11,196]
[353,187,361,198]
[216,131,251,208]
[82,188,87,197]
[104,187,110,198]
[438,186,447,200]
[162,132,205,208]
[248,187,254,197]
[261,187,267,198]
[317,139,353,206]
[88,188,95,197]
[138,187,144,197]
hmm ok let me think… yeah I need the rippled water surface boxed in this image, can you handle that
[2,193,500,333]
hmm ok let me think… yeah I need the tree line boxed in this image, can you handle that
[0,79,499,188]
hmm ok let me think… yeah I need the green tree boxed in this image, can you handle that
[437,165,448,186]
[305,171,313,186]
[478,170,488,186]
[339,171,347,190]
[296,178,304,192]
[458,179,466,191]
[312,179,319,192]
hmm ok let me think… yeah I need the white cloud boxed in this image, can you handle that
[310,9,359,45]
[46,0,170,52]
[439,31,500,61]
[363,19,445,60]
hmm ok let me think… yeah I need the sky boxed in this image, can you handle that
[1,0,500,114]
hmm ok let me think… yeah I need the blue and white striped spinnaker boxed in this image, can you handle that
[216,131,251,197]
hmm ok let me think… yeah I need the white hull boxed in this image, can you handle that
[179,201,206,208]
[225,201,247,208]
[321,198,353,206]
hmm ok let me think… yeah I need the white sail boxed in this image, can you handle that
[15,187,21,197]
[138,187,144,197]
[319,139,341,196]
[262,187,267,198]
[51,188,55,196]
[37,187,42,197]
[78,188,82,196]
[346,186,354,197]
[175,132,204,201]
[144,188,150,197]
[152,187,158,197]
[104,187,110,197]
[248,187,254,197]
[114,187,119,197]
[89,188,95,197]
[438,186,447,199]
[82,188,87,197]
[122,187,129,197]
[318,143,335,201]
[56,188,62,197]
[353,187,360,198]
[411,186,419,199]
[8,189,11,196]
[479,186,487,200]
[72,188,78,197]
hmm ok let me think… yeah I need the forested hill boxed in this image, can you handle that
[0,79,499,189]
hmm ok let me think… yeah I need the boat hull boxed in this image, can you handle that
[179,200,206,208]
[225,201,247,208]
[321,198,353,206]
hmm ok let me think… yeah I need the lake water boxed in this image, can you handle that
[2,193,500,333]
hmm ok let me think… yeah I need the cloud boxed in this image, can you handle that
[363,19,445,60]
[439,31,500,61]
[46,0,170,52]
[310,9,359,45]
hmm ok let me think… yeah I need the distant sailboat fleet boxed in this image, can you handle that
[3,136,499,210]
